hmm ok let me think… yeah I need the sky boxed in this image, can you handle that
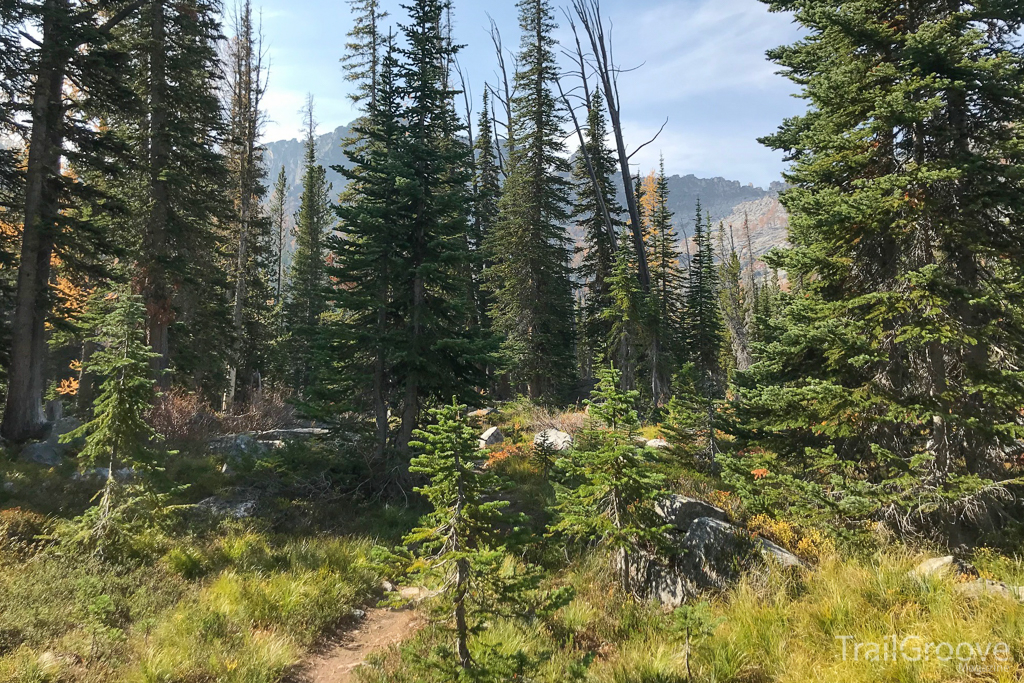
[254,0,806,189]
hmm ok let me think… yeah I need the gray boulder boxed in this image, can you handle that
[654,494,729,532]
[195,496,256,519]
[19,416,84,467]
[20,442,63,467]
[955,579,1024,602]
[622,517,807,607]
[646,438,669,450]
[479,426,504,449]
[255,427,329,441]
[534,429,572,451]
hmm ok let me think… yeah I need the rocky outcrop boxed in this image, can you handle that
[646,438,669,450]
[655,494,728,531]
[208,427,330,459]
[195,496,257,519]
[534,429,573,451]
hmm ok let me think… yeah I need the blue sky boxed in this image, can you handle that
[255,0,805,188]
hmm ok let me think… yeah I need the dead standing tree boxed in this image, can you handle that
[569,0,665,293]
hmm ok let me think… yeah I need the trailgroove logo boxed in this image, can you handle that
[835,635,1013,670]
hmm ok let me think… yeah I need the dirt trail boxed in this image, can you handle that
[303,608,423,682]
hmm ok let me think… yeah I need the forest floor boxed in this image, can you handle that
[300,607,423,683]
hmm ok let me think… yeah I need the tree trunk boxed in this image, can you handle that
[143,0,172,389]
[1,0,71,441]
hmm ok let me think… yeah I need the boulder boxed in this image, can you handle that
[195,496,256,519]
[646,438,669,450]
[20,442,63,467]
[955,579,1024,602]
[534,429,572,451]
[654,494,729,532]
[622,517,807,607]
[479,426,504,449]
[911,556,979,580]
[208,432,262,457]
[468,407,496,418]
[19,416,84,467]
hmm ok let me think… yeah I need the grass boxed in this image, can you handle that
[356,544,1024,682]
[0,515,385,683]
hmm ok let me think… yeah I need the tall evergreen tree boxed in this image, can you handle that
[268,166,288,303]
[573,89,624,382]
[684,203,724,399]
[330,36,408,457]
[469,90,500,333]
[341,0,387,110]
[484,0,575,400]
[283,101,332,397]
[391,0,491,452]
[717,226,752,373]
[645,157,685,404]
[1,0,141,440]
[734,0,1024,542]
[224,0,272,407]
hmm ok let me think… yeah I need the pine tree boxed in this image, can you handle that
[684,203,724,399]
[484,0,575,400]
[1,0,140,440]
[131,0,232,392]
[717,226,752,373]
[551,364,666,594]
[341,0,387,110]
[268,166,288,303]
[329,36,408,456]
[645,157,685,404]
[404,400,511,672]
[469,90,501,333]
[603,252,645,393]
[283,100,332,397]
[62,287,162,474]
[224,0,272,407]
[573,90,624,381]
[390,0,492,452]
[734,0,1024,542]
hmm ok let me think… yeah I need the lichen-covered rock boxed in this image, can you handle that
[479,426,504,449]
[911,556,979,580]
[534,429,572,451]
[654,494,728,532]
[646,438,669,449]
[620,516,808,607]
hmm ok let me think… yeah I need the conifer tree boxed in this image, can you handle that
[469,90,501,332]
[717,228,752,373]
[268,166,288,303]
[342,0,387,110]
[484,0,575,400]
[2,0,140,440]
[390,0,491,452]
[551,364,666,594]
[63,287,162,474]
[645,158,685,404]
[603,252,645,393]
[684,203,724,399]
[735,0,1024,542]
[283,101,332,396]
[224,0,272,407]
[404,400,511,672]
[573,90,624,380]
[330,37,408,456]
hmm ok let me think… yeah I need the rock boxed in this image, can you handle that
[534,429,572,451]
[382,580,395,592]
[19,416,84,467]
[208,432,262,457]
[911,556,979,580]
[654,494,729,532]
[646,438,669,449]
[621,517,807,607]
[254,427,329,441]
[195,496,256,519]
[468,407,495,418]
[478,426,504,449]
[2,481,16,494]
[351,608,366,618]
[20,442,63,467]
[955,579,1024,602]
[71,467,136,482]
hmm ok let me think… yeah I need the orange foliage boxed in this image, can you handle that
[56,377,79,396]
